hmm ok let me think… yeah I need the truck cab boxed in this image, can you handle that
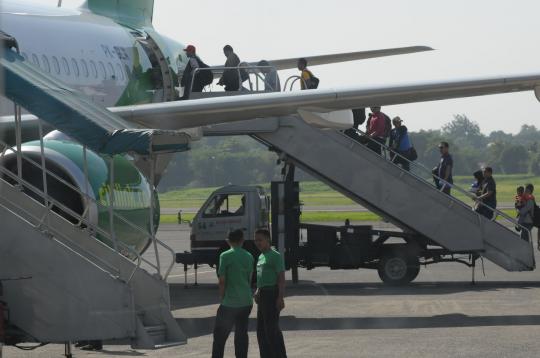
[189,185,270,265]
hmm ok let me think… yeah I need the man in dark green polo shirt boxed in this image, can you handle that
[212,229,254,358]
[254,229,287,358]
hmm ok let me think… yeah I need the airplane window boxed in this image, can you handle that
[107,62,115,79]
[52,56,60,75]
[41,55,51,73]
[116,63,124,81]
[98,61,106,79]
[89,60,98,78]
[80,59,89,78]
[62,57,70,75]
[32,54,40,68]
[71,58,80,77]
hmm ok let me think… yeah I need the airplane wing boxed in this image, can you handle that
[110,73,540,130]
[259,46,434,70]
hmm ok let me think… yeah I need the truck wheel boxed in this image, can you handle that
[377,250,420,285]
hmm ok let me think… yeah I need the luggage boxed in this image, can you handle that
[406,147,418,161]
[533,201,540,227]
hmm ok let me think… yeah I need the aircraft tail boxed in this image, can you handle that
[81,0,154,28]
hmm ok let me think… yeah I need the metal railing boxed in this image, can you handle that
[0,133,176,281]
[188,64,280,96]
[337,127,535,257]
[283,76,307,92]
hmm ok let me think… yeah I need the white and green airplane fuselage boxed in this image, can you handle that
[1,0,187,255]
[1,0,187,109]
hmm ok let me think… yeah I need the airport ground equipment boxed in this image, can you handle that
[198,116,535,278]
[176,185,270,281]
[176,183,477,285]
[0,43,187,348]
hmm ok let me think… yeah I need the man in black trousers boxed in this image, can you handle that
[212,229,254,358]
[254,229,287,358]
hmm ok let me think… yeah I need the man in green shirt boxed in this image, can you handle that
[212,229,254,358]
[254,229,287,358]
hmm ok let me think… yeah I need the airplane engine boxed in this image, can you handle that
[0,131,157,256]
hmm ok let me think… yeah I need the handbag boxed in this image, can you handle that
[407,147,418,161]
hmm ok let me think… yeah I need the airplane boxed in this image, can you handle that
[1,0,540,257]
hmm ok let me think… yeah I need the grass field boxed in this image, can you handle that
[160,174,540,207]
[160,209,517,225]
[159,174,540,223]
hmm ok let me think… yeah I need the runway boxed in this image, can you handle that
[6,223,540,358]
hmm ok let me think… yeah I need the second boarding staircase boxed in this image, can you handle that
[204,116,535,272]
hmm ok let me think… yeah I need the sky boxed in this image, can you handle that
[24,0,540,134]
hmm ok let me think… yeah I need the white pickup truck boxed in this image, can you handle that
[177,185,270,267]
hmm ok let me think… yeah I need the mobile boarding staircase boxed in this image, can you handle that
[204,116,536,273]
[0,41,186,348]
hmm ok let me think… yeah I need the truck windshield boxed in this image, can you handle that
[203,193,246,217]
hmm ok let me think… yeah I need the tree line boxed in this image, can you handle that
[158,115,540,192]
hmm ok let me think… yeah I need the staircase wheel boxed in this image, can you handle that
[377,249,420,285]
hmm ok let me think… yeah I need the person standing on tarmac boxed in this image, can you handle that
[254,229,287,358]
[211,229,254,358]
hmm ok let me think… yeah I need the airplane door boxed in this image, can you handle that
[134,35,176,102]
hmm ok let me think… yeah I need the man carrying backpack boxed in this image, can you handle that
[180,45,213,99]
[389,116,413,171]
[297,58,319,90]
[366,106,391,155]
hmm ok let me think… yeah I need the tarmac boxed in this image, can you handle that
[5,223,540,357]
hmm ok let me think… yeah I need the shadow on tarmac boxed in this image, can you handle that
[171,280,540,338]
[285,280,540,296]
[177,313,540,339]
[170,280,540,310]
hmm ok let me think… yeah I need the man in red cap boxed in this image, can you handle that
[180,44,212,99]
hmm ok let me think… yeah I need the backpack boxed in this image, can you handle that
[196,58,214,86]
[383,114,392,138]
[352,108,366,127]
[305,70,320,89]
[533,201,540,227]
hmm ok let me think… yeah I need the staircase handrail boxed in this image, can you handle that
[0,165,142,282]
[337,127,534,251]
[0,140,176,280]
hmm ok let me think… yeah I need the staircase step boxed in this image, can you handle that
[144,324,166,334]
[153,341,187,349]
